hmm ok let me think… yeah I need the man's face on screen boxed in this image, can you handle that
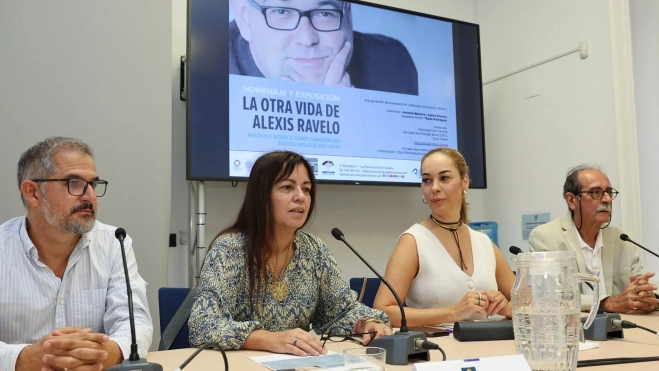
[236,0,353,83]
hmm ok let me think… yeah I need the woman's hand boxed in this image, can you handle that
[484,290,512,318]
[450,291,490,321]
[361,321,394,345]
[267,328,327,357]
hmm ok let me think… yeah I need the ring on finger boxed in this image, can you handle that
[478,292,482,306]
[293,338,299,347]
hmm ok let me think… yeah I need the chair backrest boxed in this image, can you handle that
[158,287,192,350]
[469,221,499,247]
[349,277,381,308]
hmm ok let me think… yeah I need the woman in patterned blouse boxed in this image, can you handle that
[189,151,392,356]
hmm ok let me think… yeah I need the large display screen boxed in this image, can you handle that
[187,0,486,187]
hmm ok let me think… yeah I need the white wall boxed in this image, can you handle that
[0,0,172,349]
[475,0,623,267]
[631,0,659,274]
[168,0,481,285]
[169,0,190,288]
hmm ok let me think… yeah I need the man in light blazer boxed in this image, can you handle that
[530,165,659,313]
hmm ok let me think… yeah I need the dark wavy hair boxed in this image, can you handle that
[216,151,316,311]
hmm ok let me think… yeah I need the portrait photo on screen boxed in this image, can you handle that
[228,0,455,97]
[187,0,484,187]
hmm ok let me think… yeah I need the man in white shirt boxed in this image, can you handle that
[0,137,153,371]
[529,164,659,313]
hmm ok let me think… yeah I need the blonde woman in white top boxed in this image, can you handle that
[373,148,516,327]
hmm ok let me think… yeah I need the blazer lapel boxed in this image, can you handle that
[600,227,614,296]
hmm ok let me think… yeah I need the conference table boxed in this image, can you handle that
[148,313,659,370]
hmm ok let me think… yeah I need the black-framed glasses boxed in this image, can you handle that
[246,0,345,31]
[577,187,618,200]
[320,328,377,347]
[32,178,108,197]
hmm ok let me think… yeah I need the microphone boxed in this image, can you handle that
[620,234,659,259]
[108,228,163,371]
[331,228,432,365]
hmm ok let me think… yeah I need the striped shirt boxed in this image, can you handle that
[0,216,152,371]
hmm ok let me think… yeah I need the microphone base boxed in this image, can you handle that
[107,359,163,371]
[580,313,624,341]
[368,330,430,365]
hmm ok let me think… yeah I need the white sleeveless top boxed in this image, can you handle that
[404,224,498,319]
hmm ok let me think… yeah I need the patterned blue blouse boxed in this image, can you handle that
[189,230,389,350]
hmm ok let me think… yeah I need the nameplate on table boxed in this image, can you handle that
[413,354,531,371]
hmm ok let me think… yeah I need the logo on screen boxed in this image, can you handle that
[245,160,254,172]
[306,158,318,174]
[232,159,242,172]
[321,160,335,175]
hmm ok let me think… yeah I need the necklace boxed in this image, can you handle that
[430,215,467,271]
[268,239,293,301]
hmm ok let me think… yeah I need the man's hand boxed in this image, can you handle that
[626,273,659,313]
[40,329,110,371]
[15,327,95,371]
[601,273,659,313]
[323,41,352,87]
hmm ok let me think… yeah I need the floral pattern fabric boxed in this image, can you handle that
[189,230,390,349]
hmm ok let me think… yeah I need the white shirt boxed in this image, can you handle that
[574,223,608,300]
[404,224,498,320]
[0,216,153,371]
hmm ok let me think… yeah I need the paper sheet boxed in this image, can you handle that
[579,341,600,351]
[249,351,344,371]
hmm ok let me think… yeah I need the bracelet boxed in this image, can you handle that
[353,318,367,334]
[355,318,383,333]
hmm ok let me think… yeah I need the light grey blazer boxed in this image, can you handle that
[529,212,647,311]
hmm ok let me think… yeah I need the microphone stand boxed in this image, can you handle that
[332,228,430,365]
[108,228,163,371]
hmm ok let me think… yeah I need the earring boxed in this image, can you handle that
[463,190,467,197]
[422,196,427,204]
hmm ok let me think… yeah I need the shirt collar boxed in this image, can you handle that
[19,216,36,255]
[573,221,603,252]
[19,216,94,255]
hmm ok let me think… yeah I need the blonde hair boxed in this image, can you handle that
[421,148,470,223]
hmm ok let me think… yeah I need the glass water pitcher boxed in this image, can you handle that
[512,251,600,371]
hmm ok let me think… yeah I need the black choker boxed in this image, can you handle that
[429,215,467,271]
[429,215,463,230]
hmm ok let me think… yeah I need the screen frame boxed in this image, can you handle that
[186,0,487,189]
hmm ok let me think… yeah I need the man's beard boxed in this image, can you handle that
[43,197,96,234]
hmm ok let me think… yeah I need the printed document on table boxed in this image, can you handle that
[249,351,344,371]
